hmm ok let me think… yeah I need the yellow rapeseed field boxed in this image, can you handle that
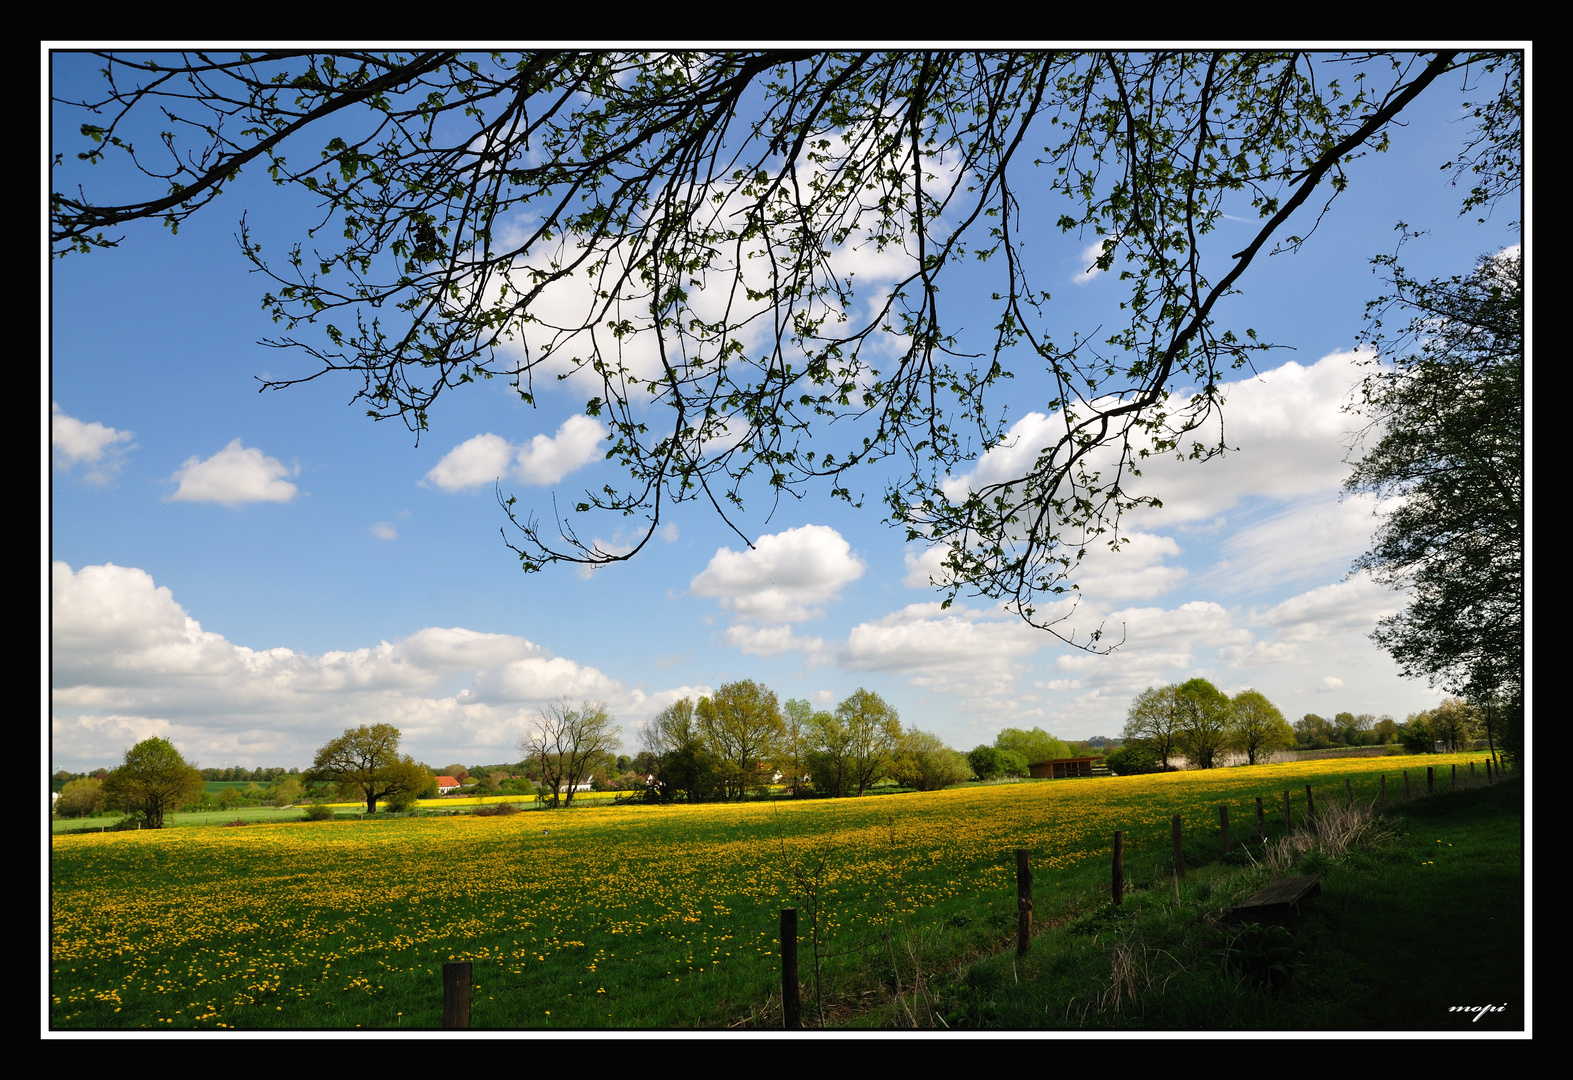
[49,753,1489,1029]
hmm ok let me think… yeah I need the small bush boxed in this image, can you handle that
[1213,923,1302,990]
[302,803,334,822]
[473,802,522,817]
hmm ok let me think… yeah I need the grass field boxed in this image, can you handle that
[49,752,1512,1030]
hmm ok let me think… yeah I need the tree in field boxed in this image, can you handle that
[1399,711,1435,753]
[833,688,904,796]
[1174,678,1231,769]
[1345,244,1523,764]
[1122,685,1185,770]
[697,681,783,800]
[55,777,106,817]
[642,698,717,801]
[1102,745,1159,776]
[102,736,203,828]
[51,50,1519,645]
[1294,713,1340,749]
[807,712,857,798]
[306,724,430,814]
[967,745,1004,782]
[996,749,1031,778]
[1428,698,1479,753]
[780,698,819,796]
[1226,689,1293,766]
[889,728,971,791]
[995,727,1072,766]
[521,699,620,807]
[268,775,304,807]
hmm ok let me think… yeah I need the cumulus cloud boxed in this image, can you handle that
[723,623,828,660]
[425,433,513,490]
[169,439,298,505]
[691,524,865,622]
[426,417,607,491]
[945,351,1369,523]
[51,403,134,482]
[842,601,1048,701]
[1066,530,1189,602]
[516,415,607,485]
[370,522,398,540]
[48,562,689,770]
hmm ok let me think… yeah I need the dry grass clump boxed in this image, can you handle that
[1262,798,1389,876]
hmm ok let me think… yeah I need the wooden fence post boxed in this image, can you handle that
[1171,815,1185,880]
[1016,849,1032,956]
[1486,759,1494,784]
[1304,784,1316,832]
[1219,806,1230,855]
[1470,761,1477,786]
[1255,797,1265,844]
[442,961,472,1029]
[1427,766,1434,795]
[1112,832,1124,905]
[1380,775,1387,806]
[1345,778,1353,809]
[1451,764,1457,791]
[781,908,800,1029]
[1403,770,1411,799]
[1283,790,1291,832]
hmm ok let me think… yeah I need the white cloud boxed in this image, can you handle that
[516,414,607,485]
[169,439,298,505]
[426,417,607,492]
[1316,675,1345,692]
[425,433,513,491]
[945,351,1370,524]
[723,623,827,659]
[48,562,692,770]
[842,602,1047,701]
[1255,574,1400,644]
[370,522,398,540]
[1073,235,1119,284]
[51,403,134,482]
[1202,492,1386,594]
[901,545,951,589]
[691,524,865,622]
[1068,530,1189,602]
[1217,640,1301,667]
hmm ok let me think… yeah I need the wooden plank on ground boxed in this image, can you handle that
[1226,874,1322,924]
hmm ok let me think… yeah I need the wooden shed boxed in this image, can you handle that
[1029,757,1099,779]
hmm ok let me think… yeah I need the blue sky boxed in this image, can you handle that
[48,51,1525,772]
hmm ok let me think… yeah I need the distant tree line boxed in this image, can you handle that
[1111,681,1295,773]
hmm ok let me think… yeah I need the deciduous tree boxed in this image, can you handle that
[697,681,783,799]
[1227,689,1293,766]
[780,698,818,796]
[102,736,203,828]
[306,724,429,814]
[1428,697,1479,753]
[51,50,1520,644]
[1346,243,1523,761]
[55,777,106,818]
[1175,678,1231,769]
[521,699,620,807]
[995,727,1072,766]
[889,728,971,791]
[834,688,904,796]
[1122,685,1184,770]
